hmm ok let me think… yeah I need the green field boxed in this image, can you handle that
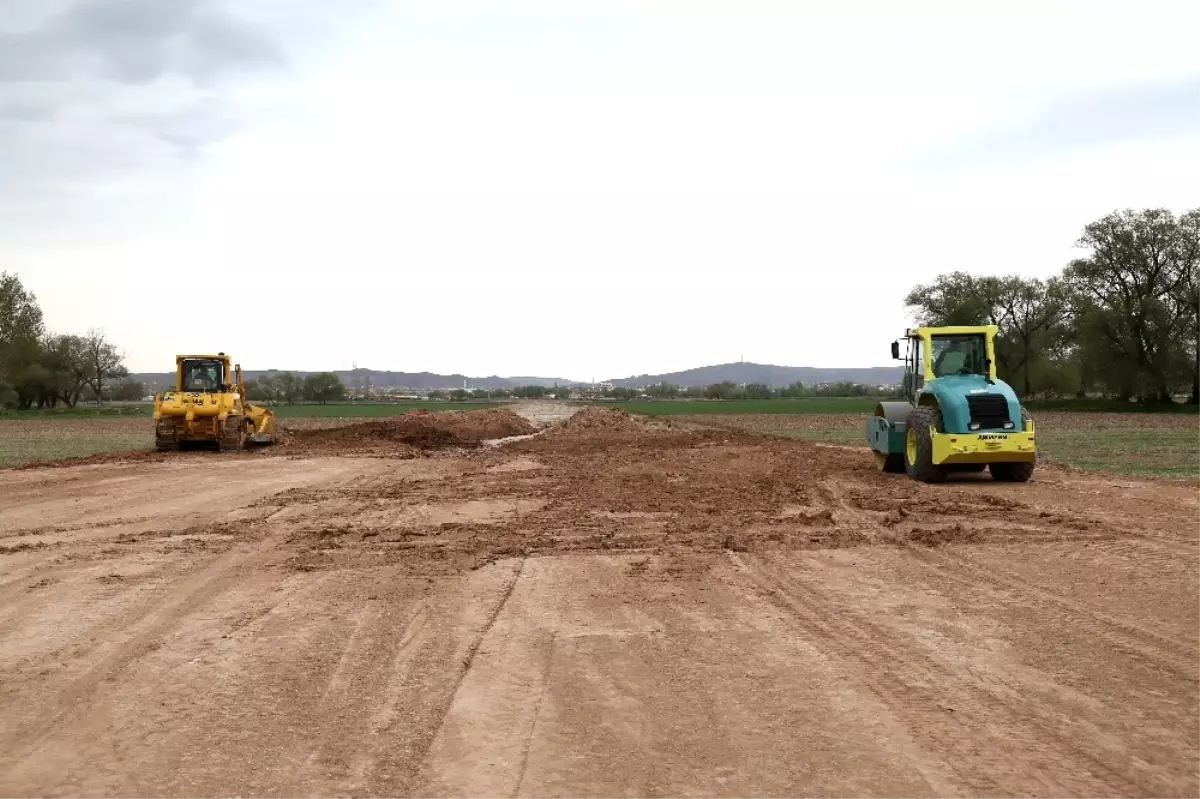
[0,404,151,419]
[586,398,884,415]
[0,418,148,467]
[0,401,501,421]
[1034,426,1199,478]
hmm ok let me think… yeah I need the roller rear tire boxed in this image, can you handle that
[990,461,1035,482]
[990,407,1035,482]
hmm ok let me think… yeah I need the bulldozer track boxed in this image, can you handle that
[219,414,247,452]
[154,419,178,452]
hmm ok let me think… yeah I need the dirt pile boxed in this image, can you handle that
[286,408,537,456]
[429,408,538,440]
[564,406,643,430]
[538,406,673,441]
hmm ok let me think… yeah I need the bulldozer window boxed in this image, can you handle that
[182,359,225,392]
[931,335,986,377]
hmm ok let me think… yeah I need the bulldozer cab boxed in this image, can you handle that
[178,355,233,393]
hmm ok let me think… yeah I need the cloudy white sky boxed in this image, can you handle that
[3,0,1198,379]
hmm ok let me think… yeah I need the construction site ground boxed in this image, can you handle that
[0,403,1196,797]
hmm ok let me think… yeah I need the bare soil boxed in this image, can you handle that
[1,405,1196,797]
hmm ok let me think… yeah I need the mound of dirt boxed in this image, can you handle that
[286,408,537,456]
[551,406,670,437]
[563,406,639,429]
[520,406,726,455]
[426,408,538,440]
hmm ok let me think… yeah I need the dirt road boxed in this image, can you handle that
[1,407,1196,797]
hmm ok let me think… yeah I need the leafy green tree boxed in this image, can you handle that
[643,381,679,398]
[905,272,1005,328]
[13,362,56,409]
[778,381,807,398]
[450,388,470,401]
[43,334,88,407]
[1170,210,1199,402]
[252,374,281,404]
[1064,208,1199,403]
[704,381,741,400]
[276,372,303,405]
[303,372,345,404]
[745,382,773,399]
[0,272,45,407]
[470,388,491,400]
[904,208,1199,402]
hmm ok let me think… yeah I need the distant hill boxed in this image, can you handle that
[129,362,903,393]
[128,369,577,392]
[608,362,904,388]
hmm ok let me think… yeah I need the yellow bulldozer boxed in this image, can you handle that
[153,353,278,451]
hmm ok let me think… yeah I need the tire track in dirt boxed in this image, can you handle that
[511,632,557,799]
[441,557,527,710]
[726,552,1153,797]
[288,592,433,795]
[904,547,1197,674]
[0,531,289,772]
[355,558,527,795]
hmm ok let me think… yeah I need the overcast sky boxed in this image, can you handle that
[3,0,1198,379]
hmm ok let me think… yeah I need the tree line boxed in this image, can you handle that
[244,372,346,405]
[904,208,1198,404]
[599,380,894,400]
[0,273,132,409]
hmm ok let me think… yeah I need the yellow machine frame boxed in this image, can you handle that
[153,353,276,449]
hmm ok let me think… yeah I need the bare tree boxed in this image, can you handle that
[992,277,1072,398]
[81,328,125,404]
